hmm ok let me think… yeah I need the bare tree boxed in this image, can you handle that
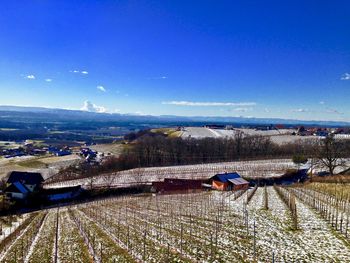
[315,136,346,175]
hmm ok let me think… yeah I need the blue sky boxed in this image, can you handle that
[0,1,349,121]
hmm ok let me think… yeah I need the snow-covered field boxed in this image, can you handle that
[180,127,316,145]
[44,158,300,189]
[1,183,350,262]
[180,127,295,140]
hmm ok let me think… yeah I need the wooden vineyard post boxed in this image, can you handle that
[127,226,130,251]
[189,213,192,238]
[340,214,343,233]
[100,242,103,263]
[180,223,183,255]
[21,237,24,261]
[167,242,170,262]
[210,232,213,259]
[264,185,269,210]
[245,210,249,236]
[92,234,96,259]
[215,216,218,248]
[143,229,147,260]
[54,207,59,263]
[253,220,256,260]
[159,219,162,243]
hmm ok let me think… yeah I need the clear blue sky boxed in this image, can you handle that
[0,1,349,121]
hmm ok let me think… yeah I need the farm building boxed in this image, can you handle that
[5,182,30,200]
[5,171,44,200]
[210,172,249,191]
[43,185,83,201]
[151,178,204,194]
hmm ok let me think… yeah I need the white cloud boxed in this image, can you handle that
[45,78,52,82]
[134,111,147,115]
[148,76,167,80]
[264,108,270,113]
[26,75,35,79]
[97,85,106,92]
[319,101,325,105]
[341,73,350,80]
[70,70,88,75]
[81,100,107,113]
[233,107,253,112]
[326,108,343,114]
[291,108,309,112]
[162,101,256,107]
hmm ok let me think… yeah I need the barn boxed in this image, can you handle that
[227,177,250,191]
[210,172,249,191]
[5,171,44,200]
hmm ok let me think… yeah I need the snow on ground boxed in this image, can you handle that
[232,187,350,262]
[58,210,92,262]
[180,127,317,145]
[2,187,350,262]
[44,159,297,189]
[0,214,29,242]
[180,127,295,140]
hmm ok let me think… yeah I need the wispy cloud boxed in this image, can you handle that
[97,85,106,92]
[134,111,148,115]
[162,101,256,107]
[326,108,343,114]
[319,101,325,105]
[148,76,167,80]
[25,75,35,80]
[45,78,52,82]
[81,100,106,113]
[233,107,253,112]
[70,70,89,75]
[341,73,350,80]
[291,108,309,112]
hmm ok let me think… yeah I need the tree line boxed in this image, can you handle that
[51,131,350,182]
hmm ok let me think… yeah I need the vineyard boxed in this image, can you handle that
[1,183,350,262]
[44,159,302,189]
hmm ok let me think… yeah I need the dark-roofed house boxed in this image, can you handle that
[5,171,44,199]
[210,172,249,191]
[5,182,30,200]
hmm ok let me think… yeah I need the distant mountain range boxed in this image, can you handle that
[0,105,349,127]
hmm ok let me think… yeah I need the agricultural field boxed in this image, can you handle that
[89,143,124,156]
[45,158,306,189]
[151,128,183,138]
[1,182,350,262]
[179,127,313,145]
[0,154,81,179]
